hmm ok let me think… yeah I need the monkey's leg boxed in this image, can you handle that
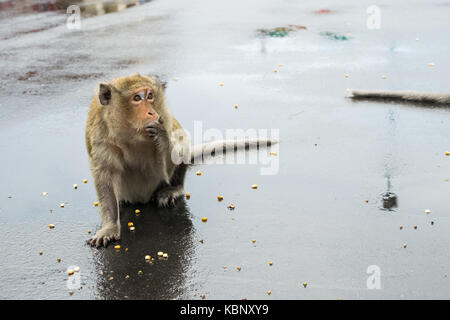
[89,178,120,247]
[153,163,188,207]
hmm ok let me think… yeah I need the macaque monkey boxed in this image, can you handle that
[347,89,450,105]
[86,74,275,247]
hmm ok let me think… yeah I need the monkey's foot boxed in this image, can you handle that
[153,186,184,207]
[88,224,120,248]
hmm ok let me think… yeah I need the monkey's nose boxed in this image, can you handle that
[147,111,159,121]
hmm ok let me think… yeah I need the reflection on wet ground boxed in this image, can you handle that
[0,0,153,17]
[1,0,450,300]
[93,200,195,299]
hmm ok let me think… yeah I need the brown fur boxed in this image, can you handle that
[86,73,185,247]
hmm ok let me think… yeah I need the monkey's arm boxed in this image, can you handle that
[146,119,188,207]
[89,172,120,247]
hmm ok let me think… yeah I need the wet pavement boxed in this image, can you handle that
[1,0,450,299]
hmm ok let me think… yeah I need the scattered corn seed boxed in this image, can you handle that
[196,170,202,176]
[252,240,256,243]
[303,282,307,288]
[68,269,74,276]
[234,104,238,109]
[83,179,88,183]
[237,266,241,271]
[227,204,235,210]
[381,75,387,79]
[49,224,55,229]
[445,151,450,156]
[399,225,403,230]
[49,209,53,213]
[109,276,114,280]
[39,251,43,255]
[344,73,349,78]
[269,152,278,156]
[42,192,48,196]
[138,270,143,275]
[278,64,283,67]
[127,222,134,227]
[125,275,130,279]
[428,62,435,67]
[274,69,278,73]
[114,245,121,250]
[267,290,271,295]
[219,83,224,87]
[202,217,208,222]
[414,225,418,230]
[217,195,223,201]
[157,251,164,257]
[88,230,91,234]
[403,243,407,248]
[251,184,258,189]
[199,239,204,243]
[93,202,99,207]
[201,294,206,299]
[135,209,141,214]
[163,253,168,258]
[129,226,135,231]
[73,184,78,189]
[60,203,65,208]
[425,209,431,214]
[74,266,80,272]
[145,255,151,261]
[269,261,273,266]
[125,248,128,252]
[173,77,179,81]
[57,258,61,262]
[69,291,73,296]
[186,192,191,199]
[223,266,227,269]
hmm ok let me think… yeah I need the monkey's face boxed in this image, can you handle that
[128,86,160,128]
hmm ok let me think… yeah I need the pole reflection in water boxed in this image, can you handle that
[92,199,195,300]
[381,108,398,211]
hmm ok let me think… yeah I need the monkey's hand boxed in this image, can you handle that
[88,223,120,248]
[145,118,166,137]
[145,120,170,149]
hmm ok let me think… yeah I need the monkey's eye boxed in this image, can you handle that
[147,92,153,100]
[133,94,142,102]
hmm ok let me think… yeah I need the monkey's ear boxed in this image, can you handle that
[98,83,112,106]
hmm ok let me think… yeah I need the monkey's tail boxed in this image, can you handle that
[346,89,450,105]
[189,138,277,164]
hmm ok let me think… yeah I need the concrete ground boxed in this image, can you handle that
[1,0,450,299]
